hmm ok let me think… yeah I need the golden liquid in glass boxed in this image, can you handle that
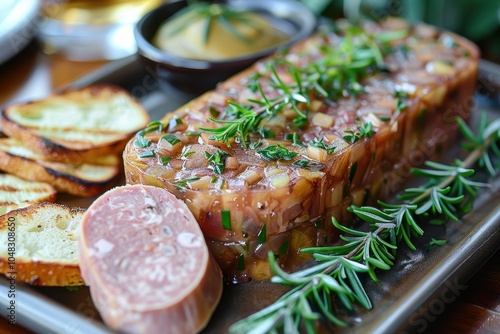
[41,0,164,25]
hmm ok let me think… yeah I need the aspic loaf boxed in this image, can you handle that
[123,18,479,282]
[1,84,150,164]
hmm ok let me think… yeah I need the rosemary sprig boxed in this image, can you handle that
[201,23,398,148]
[228,114,500,333]
[166,2,261,44]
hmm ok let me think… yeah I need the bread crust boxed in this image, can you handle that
[0,151,119,197]
[0,174,57,214]
[0,262,83,286]
[0,84,149,164]
[0,203,85,286]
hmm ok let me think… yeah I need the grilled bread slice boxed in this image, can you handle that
[0,202,84,286]
[0,138,119,197]
[0,84,150,164]
[0,174,56,215]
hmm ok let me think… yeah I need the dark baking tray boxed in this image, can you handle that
[0,55,499,334]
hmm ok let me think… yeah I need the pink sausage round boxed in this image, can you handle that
[78,184,223,334]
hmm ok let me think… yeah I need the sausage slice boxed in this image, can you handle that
[78,184,222,334]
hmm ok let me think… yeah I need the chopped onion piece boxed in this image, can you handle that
[188,176,212,191]
[311,113,335,128]
[238,168,262,185]
[265,166,285,177]
[269,172,290,188]
[307,145,328,162]
[297,169,325,180]
[310,100,322,112]
[261,114,286,128]
[426,60,455,75]
[225,156,240,170]
[157,136,182,155]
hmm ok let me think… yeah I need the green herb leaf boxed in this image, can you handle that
[257,144,298,161]
[139,151,155,158]
[162,134,181,146]
[134,135,151,148]
[159,156,172,165]
[173,177,200,190]
[258,223,266,244]
[205,149,230,174]
[221,210,231,230]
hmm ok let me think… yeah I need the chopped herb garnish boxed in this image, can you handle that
[237,253,245,271]
[292,116,308,128]
[360,122,375,137]
[257,144,298,161]
[134,135,151,148]
[159,156,172,165]
[249,141,262,150]
[310,137,336,154]
[139,120,163,137]
[343,122,375,143]
[396,98,408,112]
[173,177,200,190]
[205,149,230,174]
[162,134,181,146]
[180,145,195,158]
[285,133,305,146]
[186,131,202,136]
[258,224,266,244]
[139,151,155,158]
[221,210,231,230]
[258,126,275,139]
[293,159,310,168]
[395,90,408,112]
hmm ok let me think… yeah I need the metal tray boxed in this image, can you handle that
[1,55,499,334]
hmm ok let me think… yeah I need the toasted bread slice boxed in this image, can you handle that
[0,174,57,215]
[0,137,120,166]
[0,202,84,286]
[0,84,150,164]
[0,138,119,197]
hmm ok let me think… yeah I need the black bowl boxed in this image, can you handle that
[134,0,316,89]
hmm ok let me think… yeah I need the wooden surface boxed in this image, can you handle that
[0,39,499,334]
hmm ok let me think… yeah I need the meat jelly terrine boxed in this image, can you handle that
[124,18,479,283]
